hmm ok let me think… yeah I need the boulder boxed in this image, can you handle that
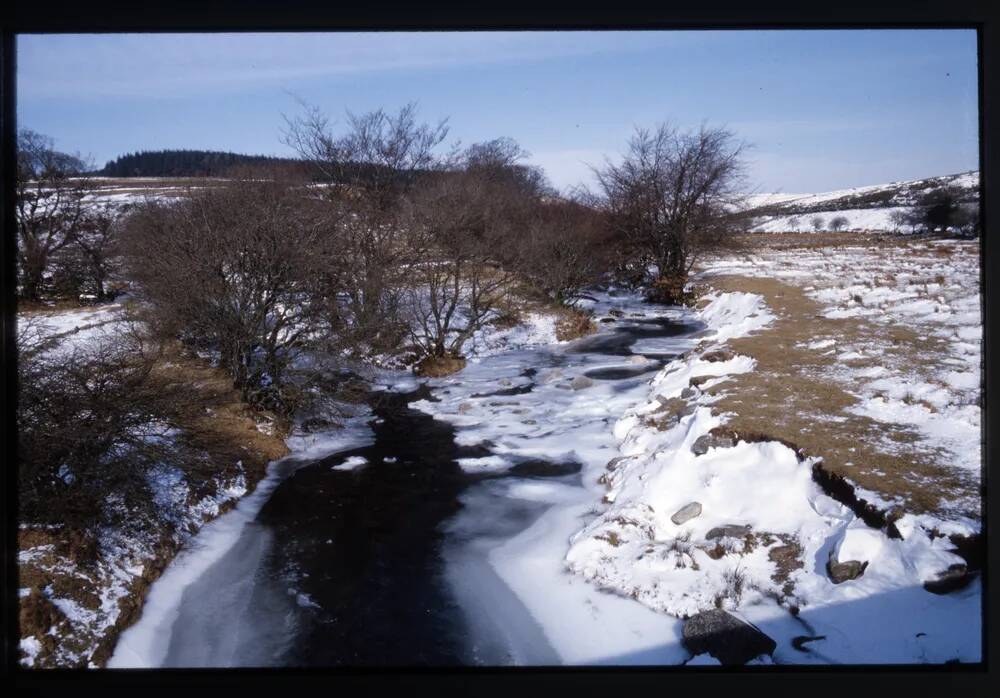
[671,501,702,525]
[706,524,752,541]
[691,431,736,456]
[680,386,698,399]
[923,564,974,595]
[457,403,474,414]
[826,552,868,584]
[628,355,649,365]
[682,609,777,665]
[570,375,595,390]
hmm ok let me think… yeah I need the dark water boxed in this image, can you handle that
[159,308,700,667]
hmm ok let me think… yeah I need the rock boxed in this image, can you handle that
[608,308,624,317]
[600,317,617,323]
[680,386,698,399]
[923,564,974,594]
[457,403,474,414]
[706,524,752,541]
[826,551,868,584]
[691,431,736,455]
[628,355,648,365]
[701,348,736,362]
[499,378,513,387]
[301,417,332,433]
[671,501,702,525]
[682,609,777,665]
[690,375,713,388]
[570,375,595,390]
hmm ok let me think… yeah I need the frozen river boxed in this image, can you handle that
[109,291,707,667]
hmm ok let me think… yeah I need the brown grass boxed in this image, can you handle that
[414,354,468,377]
[700,274,973,517]
[553,306,598,341]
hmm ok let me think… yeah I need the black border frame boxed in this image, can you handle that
[3,1,996,695]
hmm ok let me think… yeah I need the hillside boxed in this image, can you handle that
[746,171,980,233]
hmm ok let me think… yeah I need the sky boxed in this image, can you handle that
[17,30,979,194]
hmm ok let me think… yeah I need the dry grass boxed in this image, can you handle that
[414,354,468,377]
[699,274,972,517]
[553,305,598,341]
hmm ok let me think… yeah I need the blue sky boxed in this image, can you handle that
[17,30,979,194]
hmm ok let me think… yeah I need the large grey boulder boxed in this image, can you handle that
[682,609,777,665]
[671,501,702,525]
[570,375,595,390]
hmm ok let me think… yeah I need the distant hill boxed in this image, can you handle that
[745,171,980,233]
[98,149,305,178]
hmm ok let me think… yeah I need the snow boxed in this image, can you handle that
[559,282,980,664]
[746,171,979,233]
[332,455,368,471]
[703,240,982,507]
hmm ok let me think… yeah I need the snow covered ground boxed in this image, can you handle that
[22,241,982,666]
[746,171,979,233]
[562,289,980,663]
[703,238,982,518]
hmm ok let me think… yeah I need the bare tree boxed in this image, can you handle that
[17,322,171,527]
[283,103,453,356]
[518,198,614,305]
[122,174,333,409]
[66,203,126,301]
[16,129,91,301]
[811,216,825,232]
[401,162,522,359]
[591,123,748,303]
[829,215,849,232]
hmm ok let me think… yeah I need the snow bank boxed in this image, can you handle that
[564,288,981,663]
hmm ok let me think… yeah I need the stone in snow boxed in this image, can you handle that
[570,375,595,390]
[671,501,702,525]
[826,550,868,584]
[705,524,752,541]
[923,563,974,595]
[682,609,777,665]
[691,432,736,456]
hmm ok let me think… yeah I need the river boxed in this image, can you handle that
[110,291,704,667]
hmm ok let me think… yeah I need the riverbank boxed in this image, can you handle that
[564,236,981,664]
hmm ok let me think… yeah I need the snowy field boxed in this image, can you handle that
[746,171,978,233]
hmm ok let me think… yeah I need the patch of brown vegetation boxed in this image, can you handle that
[700,274,973,519]
[553,306,598,341]
[414,354,468,377]
[151,342,290,489]
[18,344,291,668]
